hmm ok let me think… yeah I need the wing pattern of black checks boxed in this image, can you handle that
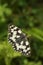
[8,24,31,56]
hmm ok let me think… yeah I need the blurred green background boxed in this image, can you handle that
[0,0,43,65]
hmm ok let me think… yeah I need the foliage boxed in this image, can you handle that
[0,0,43,65]
[0,4,12,23]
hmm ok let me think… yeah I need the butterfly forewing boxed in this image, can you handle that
[8,24,31,56]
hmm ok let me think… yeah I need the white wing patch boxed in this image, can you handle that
[18,30,22,33]
[8,24,31,56]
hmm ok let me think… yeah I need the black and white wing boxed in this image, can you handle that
[8,24,31,56]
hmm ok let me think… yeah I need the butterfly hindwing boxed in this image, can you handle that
[8,24,31,56]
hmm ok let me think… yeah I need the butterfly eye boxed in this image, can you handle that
[8,24,31,56]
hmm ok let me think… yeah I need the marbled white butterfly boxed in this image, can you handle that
[8,24,31,56]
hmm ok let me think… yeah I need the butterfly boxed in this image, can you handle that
[8,24,31,56]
